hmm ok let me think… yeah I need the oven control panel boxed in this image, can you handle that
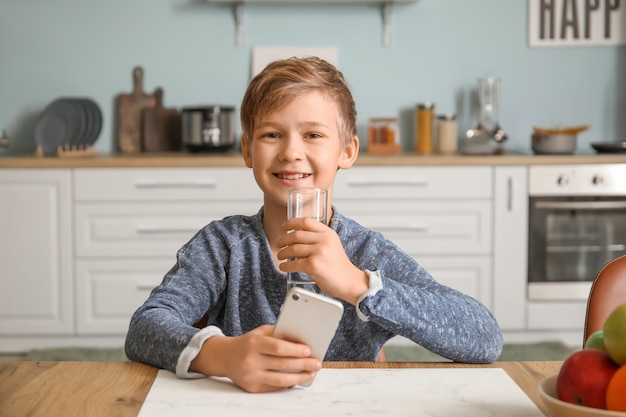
[529,164,626,196]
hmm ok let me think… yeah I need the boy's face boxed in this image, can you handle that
[242,90,358,215]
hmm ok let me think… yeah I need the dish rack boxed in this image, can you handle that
[35,144,98,158]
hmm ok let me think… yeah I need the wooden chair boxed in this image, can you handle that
[582,254,626,346]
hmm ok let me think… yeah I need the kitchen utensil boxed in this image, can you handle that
[532,133,577,154]
[181,105,236,152]
[36,98,81,155]
[83,98,103,146]
[58,98,88,146]
[467,76,508,148]
[533,125,589,135]
[35,97,103,156]
[462,128,495,154]
[116,66,157,153]
[493,124,508,143]
[591,142,626,154]
[141,88,182,152]
[478,77,500,134]
[76,98,97,147]
[35,102,70,156]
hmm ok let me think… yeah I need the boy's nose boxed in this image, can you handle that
[279,136,304,161]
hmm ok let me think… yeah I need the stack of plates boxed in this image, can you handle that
[35,97,102,156]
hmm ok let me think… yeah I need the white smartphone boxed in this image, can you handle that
[273,287,344,385]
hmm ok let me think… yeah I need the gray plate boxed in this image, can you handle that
[591,141,626,154]
[35,97,103,155]
[35,105,68,156]
[35,99,79,156]
[83,98,102,145]
[54,98,83,145]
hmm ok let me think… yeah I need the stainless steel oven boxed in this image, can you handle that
[528,164,626,301]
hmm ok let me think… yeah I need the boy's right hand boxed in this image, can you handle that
[189,324,322,393]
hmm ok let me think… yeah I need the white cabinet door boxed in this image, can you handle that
[492,167,528,330]
[74,201,261,257]
[75,259,173,334]
[74,167,261,201]
[0,169,73,334]
[335,166,493,307]
[336,199,492,255]
[419,256,492,309]
[335,166,493,199]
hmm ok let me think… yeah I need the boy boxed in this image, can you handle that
[125,57,503,393]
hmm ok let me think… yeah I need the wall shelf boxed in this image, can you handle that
[203,0,419,47]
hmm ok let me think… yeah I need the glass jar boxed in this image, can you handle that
[369,117,398,146]
[436,114,458,154]
[416,103,435,154]
[367,117,401,155]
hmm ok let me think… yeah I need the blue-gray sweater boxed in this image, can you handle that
[125,208,503,372]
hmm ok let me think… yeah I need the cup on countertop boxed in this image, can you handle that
[286,187,328,291]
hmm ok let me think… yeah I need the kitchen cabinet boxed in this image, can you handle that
[75,259,174,334]
[492,167,528,330]
[0,161,607,351]
[334,166,493,308]
[492,167,589,344]
[73,168,262,334]
[0,169,73,337]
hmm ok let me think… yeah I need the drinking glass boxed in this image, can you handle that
[286,187,328,290]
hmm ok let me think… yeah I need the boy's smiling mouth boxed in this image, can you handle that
[275,172,311,180]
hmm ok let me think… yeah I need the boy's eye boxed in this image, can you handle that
[306,132,322,139]
[260,132,280,139]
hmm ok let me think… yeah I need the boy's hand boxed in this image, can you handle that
[277,217,369,305]
[190,325,322,393]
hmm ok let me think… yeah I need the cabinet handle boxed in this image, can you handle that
[534,201,626,210]
[372,225,428,232]
[507,176,513,212]
[136,225,199,234]
[346,179,428,188]
[134,179,217,189]
[136,283,157,291]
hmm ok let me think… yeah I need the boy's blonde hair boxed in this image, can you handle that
[240,57,357,149]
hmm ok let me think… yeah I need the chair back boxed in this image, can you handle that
[583,254,626,345]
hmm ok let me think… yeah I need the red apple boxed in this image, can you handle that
[556,348,619,409]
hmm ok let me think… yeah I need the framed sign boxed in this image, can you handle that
[528,0,626,47]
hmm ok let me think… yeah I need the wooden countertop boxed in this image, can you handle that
[0,361,561,417]
[1,151,625,168]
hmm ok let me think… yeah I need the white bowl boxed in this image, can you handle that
[537,376,626,417]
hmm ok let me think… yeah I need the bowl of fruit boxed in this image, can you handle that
[537,303,626,417]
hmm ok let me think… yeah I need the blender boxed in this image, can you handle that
[463,76,508,154]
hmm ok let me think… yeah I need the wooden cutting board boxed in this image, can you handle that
[141,88,181,152]
[116,66,156,153]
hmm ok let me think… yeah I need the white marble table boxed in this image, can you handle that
[139,367,545,417]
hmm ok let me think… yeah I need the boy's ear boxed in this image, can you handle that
[241,135,253,168]
[338,135,359,170]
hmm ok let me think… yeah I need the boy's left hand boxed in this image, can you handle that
[277,217,368,305]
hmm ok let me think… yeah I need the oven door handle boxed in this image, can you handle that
[534,201,626,210]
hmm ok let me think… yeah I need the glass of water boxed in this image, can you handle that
[286,187,328,290]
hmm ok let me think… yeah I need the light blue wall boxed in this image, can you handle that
[1,0,624,156]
